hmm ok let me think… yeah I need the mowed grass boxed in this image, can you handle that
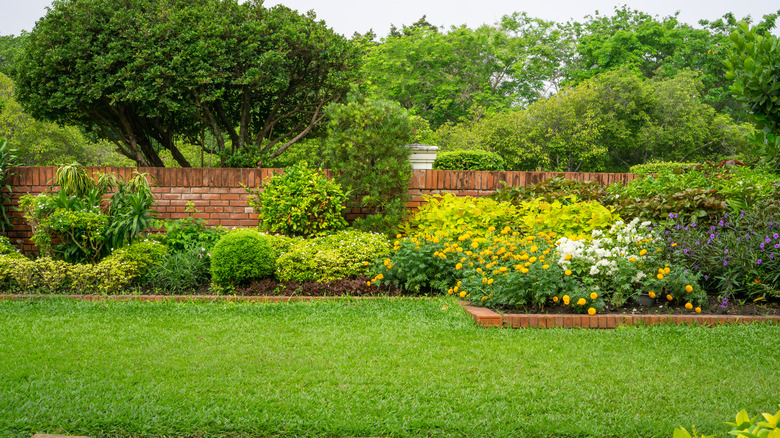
[1,297,779,438]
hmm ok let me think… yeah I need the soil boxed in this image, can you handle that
[145,278,780,317]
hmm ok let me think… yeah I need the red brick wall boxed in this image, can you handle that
[3,166,637,254]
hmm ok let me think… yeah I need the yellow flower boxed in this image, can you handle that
[476,268,483,273]
[664,267,670,274]
[590,292,598,300]
[671,242,677,247]
[565,254,572,260]
[453,286,459,293]
[520,268,529,274]
[529,257,537,263]
[542,249,550,255]
[542,264,549,270]
[396,234,402,239]
[553,296,559,302]
[499,266,508,272]
[471,241,479,249]
[563,295,570,305]
[459,291,467,298]
[456,263,463,270]
[565,270,572,276]
[657,273,664,280]
[588,307,596,316]
[666,294,673,301]
[648,291,656,299]
[629,257,636,262]
[487,278,494,285]
[577,298,586,306]
[447,288,454,295]
[366,281,371,286]
[488,226,496,232]
[685,302,693,310]
[658,268,664,275]
[685,285,693,293]
[457,280,462,286]
[481,296,487,301]
[530,246,538,253]
[639,249,647,256]
[695,307,701,313]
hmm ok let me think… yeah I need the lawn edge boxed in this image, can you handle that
[458,301,780,329]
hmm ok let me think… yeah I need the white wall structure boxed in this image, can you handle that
[406,144,439,170]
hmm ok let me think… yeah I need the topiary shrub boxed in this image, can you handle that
[276,230,391,283]
[210,229,275,286]
[433,149,506,171]
[245,161,348,238]
[103,239,168,280]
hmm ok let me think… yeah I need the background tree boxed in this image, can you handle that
[14,0,359,168]
[0,34,27,76]
[725,21,780,170]
[0,73,131,166]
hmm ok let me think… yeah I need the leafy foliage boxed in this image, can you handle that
[628,161,697,175]
[0,138,19,231]
[325,97,414,234]
[146,245,210,293]
[275,230,391,283]
[156,211,226,253]
[0,254,139,294]
[14,0,359,167]
[402,193,520,237]
[433,150,505,171]
[210,229,275,286]
[725,22,780,170]
[515,197,621,240]
[245,162,348,238]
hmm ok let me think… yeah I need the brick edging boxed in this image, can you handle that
[459,301,780,328]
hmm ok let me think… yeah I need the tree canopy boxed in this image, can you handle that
[13,0,360,167]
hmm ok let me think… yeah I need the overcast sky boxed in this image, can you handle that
[2,0,778,37]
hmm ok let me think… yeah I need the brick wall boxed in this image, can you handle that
[3,166,637,254]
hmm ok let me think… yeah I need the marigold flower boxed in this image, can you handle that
[376,273,384,280]
[577,298,586,306]
[565,270,572,276]
[553,296,559,302]
[664,267,670,274]
[684,302,693,310]
[639,249,647,256]
[481,296,487,301]
[685,285,693,293]
[367,281,371,286]
[447,289,454,295]
[588,307,596,316]
[695,307,701,313]
[529,257,537,263]
[563,295,570,305]
[459,291,467,298]
[565,254,572,260]
[590,292,598,300]
[542,264,549,270]
[499,266,508,272]
[648,291,656,299]
[666,294,673,301]
[488,226,496,232]
[456,263,463,270]
[657,274,664,280]
[487,278,494,285]
[629,257,636,262]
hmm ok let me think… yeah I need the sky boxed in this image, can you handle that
[1,0,778,37]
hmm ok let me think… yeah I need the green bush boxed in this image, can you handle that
[245,161,348,238]
[210,229,275,286]
[516,196,621,240]
[491,176,611,205]
[0,236,19,256]
[433,150,506,171]
[276,230,391,283]
[146,245,210,293]
[325,97,414,234]
[259,232,304,257]
[0,254,138,294]
[104,239,168,280]
[402,193,520,237]
[157,208,226,252]
[628,161,697,175]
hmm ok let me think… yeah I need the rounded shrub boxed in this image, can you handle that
[210,229,275,286]
[104,239,168,278]
[245,161,348,238]
[433,149,506,171]
[276,230,391,283]
[628,161,696,175]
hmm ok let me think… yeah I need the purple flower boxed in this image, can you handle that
[710,234,715,239]
[774,233,779,239]
[684,226,689,231]
[725,222,729,227]
[724,213,728,219]
[741,211,745,218]
[775,244,780,249]
[669,213,675,219]
[767,236,772,244]
[720,297,729,308]
[684,248,689,254]
[704,275,709,280]
[756,259,762,265]
[696,241,700,245]
[761,243,765,249]
[710,226,717,231]
[771,253,775,259]
[724,249,729,254]
[724,260,728,266]
[718,220,724,227]
[691,222,697,227]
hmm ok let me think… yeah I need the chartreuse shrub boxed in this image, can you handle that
[372,218,706,312]
[674,406,780,438]
[402,193,521,237]
[433,150,506,171]
[103,239,168,280]
[0,254,139,294]
[259,232,303,257]
[276,230,391,283]
[245,161,348,238]
[515,195,621,240]
[210,229,274,286]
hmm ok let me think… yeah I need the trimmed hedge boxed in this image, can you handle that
[433,150,506,171]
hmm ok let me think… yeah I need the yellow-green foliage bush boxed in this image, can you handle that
[276,230,391,283]
[403,193,520,237]
[516,195,621,240]
[0,254,138,294]
[102,239,168,279]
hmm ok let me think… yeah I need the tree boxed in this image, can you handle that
[725,22,780,170]
[0,73,131,166]
[0,33,27,76]
[14,0,359,167]
[434,69,753,172]
[362,14,566,127]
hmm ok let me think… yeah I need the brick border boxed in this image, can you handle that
[460,302,780,328]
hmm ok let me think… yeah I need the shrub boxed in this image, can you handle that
[103,239,168,280]
[402,193,520,237]
[515,196,621,240]
[628,161,697,175]
[259,233,304,257]
[146,245,210,293]
[157,206,226,252]
[491,176,611,205]
[433,149,506,171]
[276,230,391,283]
[325,97,414,234]
[245,161,348,238]
[0,254,138,294]
[0,139,20,232]
[210,229,275,286]
[0,235,19,256]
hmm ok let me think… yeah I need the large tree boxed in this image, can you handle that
[14,0,359,167]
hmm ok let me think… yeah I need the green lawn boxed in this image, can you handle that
[0,297,778,438]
